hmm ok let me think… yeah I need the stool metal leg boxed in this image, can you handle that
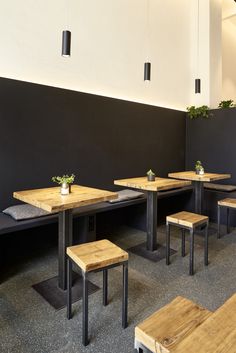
[217,205,221,239]
[67,257,72,320]
[204,222,209,266]
[227,207,230,234]
[103,269,108,306]
[82,271,89,346]
[166,223,170,265]
[181,229,186,257]
[190,228,194,276]
[122,262,128,329]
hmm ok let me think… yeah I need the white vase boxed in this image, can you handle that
[60,182,70,195]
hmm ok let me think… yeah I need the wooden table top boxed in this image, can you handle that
[114,177,191,192]
[13,185,117,213]
[172,293,236,353]
[168,171,231,182]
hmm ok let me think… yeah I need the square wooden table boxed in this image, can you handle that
[14,185,117,292]
[168,171,231,214]
[114,177,191,261]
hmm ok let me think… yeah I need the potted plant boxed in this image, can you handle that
[186,105,211,119]
[52,174,75,195]
[147,169,156,181]
[195,161,204,175]
[218,100,234,109]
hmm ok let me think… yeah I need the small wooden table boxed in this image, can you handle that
[114,177,191,259]
[14,185,117,291]
[168,171,231,214]
[172,293,236,353]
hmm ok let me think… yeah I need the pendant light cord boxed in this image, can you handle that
[146,0,150,61]
[197,0,199,75]
[65,0,69,29]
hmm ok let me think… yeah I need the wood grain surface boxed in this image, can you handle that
[135,296,212,353]
[168,171,231,182]
[167,211,208,228]
[218,198,236,208]
[67,239,128,272]
[114,177,191,192]
[14,185,117,213]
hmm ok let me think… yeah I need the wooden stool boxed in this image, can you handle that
[66,239,128,346]
[135,296,212,353]
[166,211,209,275]
[217,198,236,238]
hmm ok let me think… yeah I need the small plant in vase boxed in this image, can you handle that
[52,174,75,195]
[195,161,204,175]
[147,169,156,181]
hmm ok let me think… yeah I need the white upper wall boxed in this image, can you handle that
[0,0,223,111]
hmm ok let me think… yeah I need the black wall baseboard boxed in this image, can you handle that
[0,77,186,211]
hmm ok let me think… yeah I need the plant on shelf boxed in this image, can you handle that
[186,105,211,119]
[52,174,75,195]
[195,161,204,175]
[147,169,156,181]
[218,100,235,109]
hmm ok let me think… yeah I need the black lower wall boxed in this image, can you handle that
[0,77,186,211]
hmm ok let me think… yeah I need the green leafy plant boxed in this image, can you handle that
[195,161,202,171]
[147,169,155,176]
[218,100,234,109]
[52,174,75,185]
[186,105,211,119]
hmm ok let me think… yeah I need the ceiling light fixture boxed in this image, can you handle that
[61,1,71,57]
[195,0,201,93]
[144,0,151,81]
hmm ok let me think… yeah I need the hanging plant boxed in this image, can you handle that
[218,100,235,109]
[186,105,211,119]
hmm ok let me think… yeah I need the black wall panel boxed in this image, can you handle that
[0,77,186,211]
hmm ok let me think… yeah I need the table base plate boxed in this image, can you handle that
[128,242,176,262]
[32,273,100,310]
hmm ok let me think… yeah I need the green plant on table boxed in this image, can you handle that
[195,161,204,174]
[218,100,234,109]
[186,105,211,119]
[52,174,75,185]
[146,169,155,176]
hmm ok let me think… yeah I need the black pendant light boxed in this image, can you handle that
[195,0,201,93]
[62,30,71,57]
[144,62,151,81]
[144,0,151,81]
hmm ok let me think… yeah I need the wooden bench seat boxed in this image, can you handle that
[135,296,212,353]
[217,198,236,238]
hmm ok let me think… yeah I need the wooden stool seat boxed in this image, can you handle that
[166,211,209,275]
[167,211,208,228]
[135,296,212,353]
[217,198,236,238]
[66,239,129,346]
[67,239,128,272]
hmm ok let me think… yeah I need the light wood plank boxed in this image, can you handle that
[218,198,236,208]
[172,293,236,353]
[114,177,191,192]
[168,171,231,182]
[135,296,212,353]
[167,211,208,228]
[67,239,128,272]
[13,185,117,213]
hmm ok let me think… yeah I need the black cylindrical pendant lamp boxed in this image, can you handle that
[144,62,151,81]
[195,78,201,93]
[62,30,71,57]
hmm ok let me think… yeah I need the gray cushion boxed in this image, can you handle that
[2,204,51,221]
[204,183,236,192]
[108,189,144,203]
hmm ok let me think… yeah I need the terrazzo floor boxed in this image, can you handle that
[0,223,236,353]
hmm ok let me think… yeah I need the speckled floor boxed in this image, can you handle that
[0,223,236,353]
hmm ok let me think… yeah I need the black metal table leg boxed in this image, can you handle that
[204,223,209,266]
[194,181,204,214]
[190,228,194,276]
[146,191,157,251]
[122,262,128,329]
[58,209,73,290]
[217,205,221,239]
[166,223,170,265]
[227,207,230,234]
[82,271,89,346]
[103,269,108,306]
[67,257,72,319]
[182,229,186,257]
